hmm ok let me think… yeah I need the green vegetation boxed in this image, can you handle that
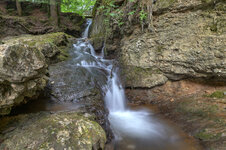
[17,0,96,16]
[195,129,222,141]
[208,91,225,98]
[61,0,96,16]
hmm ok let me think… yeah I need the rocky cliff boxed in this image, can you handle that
[120,0,226,88]
[91,0,226,88]
[0,32,72,115]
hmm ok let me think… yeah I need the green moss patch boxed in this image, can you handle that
[208,91,225,98]
[195,129,222,141]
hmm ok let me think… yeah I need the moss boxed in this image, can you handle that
[201,0,212,3]
[0,112,106,150]
[57,46,70,61]
[208,91,225,98]
[176,100,220,118]
[195,129,222,141]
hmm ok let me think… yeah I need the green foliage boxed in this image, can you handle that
[128,10,136,15]
[139,9,147,22]
[61,0,96,16]
[19,0,96,16]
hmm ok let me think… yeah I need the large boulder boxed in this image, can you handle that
[0,111,106,150]
[0,32,72,115]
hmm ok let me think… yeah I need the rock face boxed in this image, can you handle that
[0,111,106,150]
[91,0,226,88]
[120,0,226,88]
[0,32,72,115]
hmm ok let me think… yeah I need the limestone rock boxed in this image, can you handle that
[0,111,106,150]
[119,0,226,88]
[91,0,226,88]
[0,32,72,115]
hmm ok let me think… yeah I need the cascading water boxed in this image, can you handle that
[71,20,197,150]
[82,19,92,38]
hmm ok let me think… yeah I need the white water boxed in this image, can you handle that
[73,20,193,150]
[82,19,92,38]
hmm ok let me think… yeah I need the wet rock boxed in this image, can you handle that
[48,42,113,140]
[0,111,106,150]
[0,32,72,115]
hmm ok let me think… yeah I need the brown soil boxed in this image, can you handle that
[126,80,226,150]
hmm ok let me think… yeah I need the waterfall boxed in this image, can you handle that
[105,72,126,112]
[72,19,189,150]
[82,19,92,38]
[78,19,165,139]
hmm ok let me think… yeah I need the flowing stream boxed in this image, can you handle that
[11,19,200,150]
[74,20,198,150]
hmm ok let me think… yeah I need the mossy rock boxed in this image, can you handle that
[0,111,106,150]
[2,32,74,63]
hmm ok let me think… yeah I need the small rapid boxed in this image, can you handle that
[72,20,197,150]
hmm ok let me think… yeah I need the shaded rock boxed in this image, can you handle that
[0,32,73,115]
[0,111,106,150]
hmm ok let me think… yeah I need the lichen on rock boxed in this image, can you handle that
[0,111,106,150]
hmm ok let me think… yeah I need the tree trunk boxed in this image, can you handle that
[16,0,22,16]
[57,0,61,25]
[50,0,58,25]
